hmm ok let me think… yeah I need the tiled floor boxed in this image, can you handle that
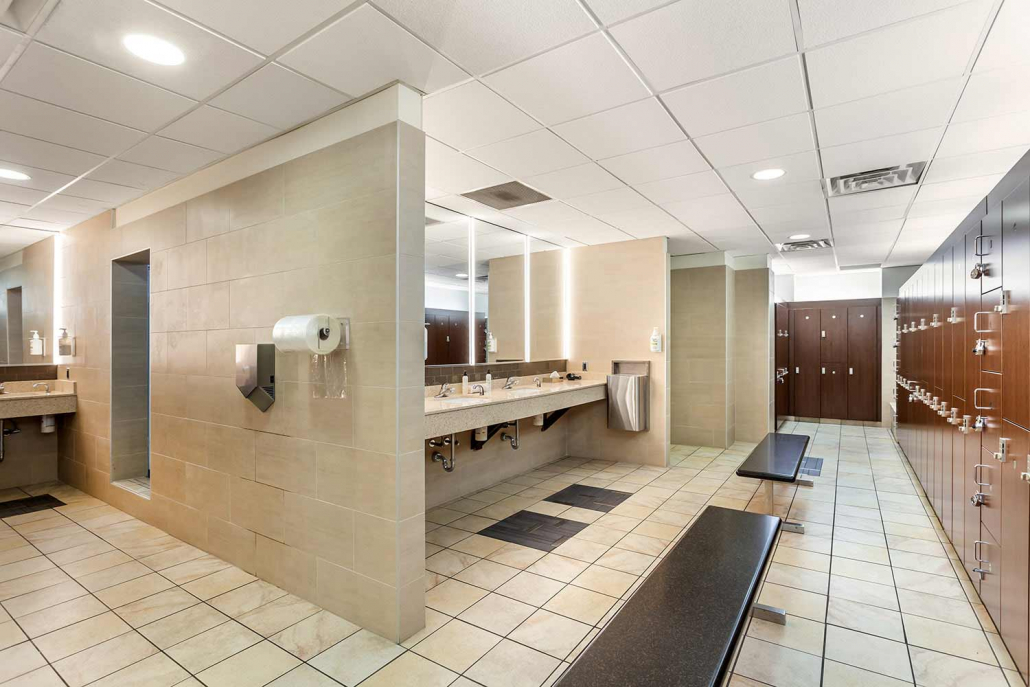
[0,422,1022,686]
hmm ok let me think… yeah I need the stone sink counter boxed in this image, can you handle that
[0,379,77,420]
[424,375,607,439]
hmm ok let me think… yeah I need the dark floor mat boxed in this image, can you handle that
[479,511,590,552]
[0,494,64,520]
[800,457,824,477]
[544,484,632,512]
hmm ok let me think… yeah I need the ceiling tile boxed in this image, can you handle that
[119,136,223,174]
[424,81,540,152]
[159,0,354,55]
[635,170,726,205]
[820,127,942,179]
[832,219,903,241]
[0,183,46,206]
[525,163,624,199]
[35,0,261,100]
[502,200,590,225]
[602,204,689,238]
[916,174,1004,203]
[426,139,511,195]
[64,178,145,205]
[663,193,754,232]
[610,0,795,91]
[3,43,195,131]
[550,216,633,245]
[159,106,279,154]
[484,33,649,126]
[598,141,709,185]
[0,131,104,177]
[22,205,90,225]
[0,200,29,222]
[0,89,145,157]
[828,186,916,214]
[750,201,828,231]
[953,64,1030,123]
[89,159,179,190]
[565,187,651,219]
[5,217,66,232]
[668,234,716,256]
[923,145,1027,184]
[797,0,970,47]
[974,0,1030,72]
[211,64,348,130]
[736,179,826,209]
[280,5,468,98]
[936,110,1030,159]
[372,0,594,76]
[813,78,962,147]
[719,151,823,189]
[582,0,668,25]
[553,98,684,160]
[39,194,112,216]
[0,25,22,66]
[831,204,907,227]
[0,226,54,257]
[661,56,807,138]
[0,163,75,195]
[907,196,981,218]
[693,113,815,168]
[806,0,991,108]
[468,129,587,178]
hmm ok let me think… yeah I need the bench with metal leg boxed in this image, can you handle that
[737,432,811,535]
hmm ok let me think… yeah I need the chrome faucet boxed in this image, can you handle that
[503,376,519,390]
[434,383,455,399]
[0,383,5,394]
[469,384,486,396]
[534,377,542,388]
[32,383,49,395]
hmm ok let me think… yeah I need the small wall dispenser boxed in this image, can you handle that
[236,343,276,411]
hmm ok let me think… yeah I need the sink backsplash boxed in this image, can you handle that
[425,359,566,387]
[0,365,58,382]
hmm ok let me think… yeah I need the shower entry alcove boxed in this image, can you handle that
[111,249,151,497]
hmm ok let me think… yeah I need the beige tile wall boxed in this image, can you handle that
[486,254,525,363]
[732,268,773,442]
[55,119,426,642]
[530,248,564,361]
[566,237,669,467]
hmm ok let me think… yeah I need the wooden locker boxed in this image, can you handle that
[775,303,789,420]
[964,415,982,588]
[980,445,1003,546]
[820,363,847,420]
[792,309,821,418]
[980,523,1002,633]
[1001,422,1030,681]
[847,306,878,421]
[965,228,984,581]
[953,240,967,401]
[951,393,966,559]
[820,306,848,363]
[1003,179,1030,430]
[980,372,1003,457]
[982,201,1003,294]
[967,226,984,409]
[981,288,1003,375]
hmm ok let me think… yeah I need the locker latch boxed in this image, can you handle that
[994,291,1010,315]
[1020,455,1030,483]
[972,339,987,356]
[931,314,940,328]
[973,415,986,433]
[959,415,972,433]
[821,330,826,338]
[946,307,958,324]
[938,401,949,417]
[821,367,825,374]
[918,318,927,330]
[849,367,853,375]
[994,437,1010,463]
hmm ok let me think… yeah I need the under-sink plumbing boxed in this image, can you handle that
[501,419,520,450]
[428,434,458,472]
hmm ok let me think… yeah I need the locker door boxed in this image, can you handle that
[980,445,1003,545]
[981,288,1003,375]
[967,225,983,406]
[980,372,1003,458]
[964,418,983,587]
[951,393,966,560]
[1003,179,1030,430]
[847,306,878,421]
[792,309,822,418]
[1001,422,1030,681]
[820,306,848,363]
[953,240,966,402]
[942,247,955,537]
[982,202,1003,294]
[980,524,1002,633]
[775,304,789,420]
[820,363,847,420]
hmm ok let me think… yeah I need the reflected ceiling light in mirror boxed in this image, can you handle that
[455,273,468,279]
[751,168,785,181]
[0,169,30,181]
[123,34,186,66]
[788,233,810,240]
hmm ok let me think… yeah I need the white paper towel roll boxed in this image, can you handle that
[273,315,341,354]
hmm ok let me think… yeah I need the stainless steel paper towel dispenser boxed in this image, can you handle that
[608,360,649,431]
[236,343,275,412]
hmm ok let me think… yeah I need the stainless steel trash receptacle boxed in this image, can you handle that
[608,361,649,431]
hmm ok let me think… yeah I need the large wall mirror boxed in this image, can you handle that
[424,203,563,367]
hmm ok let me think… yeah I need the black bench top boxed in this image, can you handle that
[557,506,780,687]
[735,432,810,482]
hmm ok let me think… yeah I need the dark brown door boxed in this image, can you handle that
[951,393,966,564]
[980,446,1003,544]
[982,202,1003,294]
[1003,179,1030,430]
[1001,422,1030,681]
[820,306,848,363]
[980,372,1003,458]
[982,288,1003,375]
[792,309,821,418]
[980,524,1002,631]
[449,317,468,365]
[820,363,847,420]
[964,408,983,588]
[953,240,967,401]
[847,306,878,421]
[967,226,983,406]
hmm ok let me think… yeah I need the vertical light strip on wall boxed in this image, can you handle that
[524,234,531,362]
[467,217,475,366]
[52,233,63,365]
[562,248,571,361]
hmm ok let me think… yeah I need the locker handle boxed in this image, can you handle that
[974,463,990,487]
[821,367,825,374]
[795,367,799,374]
[973,311,994,333]
[973,388,994,410]
[849,367,853,375]
[974,235,992,257]
[821,330,826,338]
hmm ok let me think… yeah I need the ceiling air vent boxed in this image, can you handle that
[826,162,926,198]
[778,238,833,252]
[461,181,550,210]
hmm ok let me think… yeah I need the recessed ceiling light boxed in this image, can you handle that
[0,169,30,181]
[752,168,785,181]
[788,233,810,240]
[123,34,185,66]
[455,273,469,279]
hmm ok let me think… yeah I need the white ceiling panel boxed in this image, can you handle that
[3,43,195,131]
[39,194,111,216]
[36,0,261,100]
[158,0,354,55]
[936,110,1030,158]
[719,151,823,189]
[64,178,145,205]
[0,200,29,222]
[820,127,942,179]
[751,201,828,230]
[424,81,540,152]
[565,187,652,219]
[551,216,633,245]
[953,64,1030,123]
[664,193,754,232]
[0,89,145,157]
[828,186,917,215]
[797,0,970,47]
[598,141,709,185]
[502,200,590,225]
[210,64,348,130]
[553,98,684,160]
[806,0,991,108]
[974,0,1030,72]
[22,205,89,225]
[907,196,981,218]
[5,217,65,231]
[736,179,826,209]
[900,214,968,233]
[0,25,21,63]
[923,145,1027,184]
[602,204,690,238]
[611,0,795,91]
[433,194,519,226]
[88,159,179,190]
[693,113,815,169]
[916,174,1004,203]
[425,138,510,195]
[813,78,963,148]
[468,129,587,178]
[583,0,667,26]
[280,5,468,98]
[0,184,45,206]
[484,33,649,126]
[833,219,904,240]
[159,106,279,154]
[635,170,726,205]
[661,56,807,138]
[372,0,594,76]
[0,132,104,176]
[0,226,54,255]
[830,204,908,227]
[0,163,75,195]
[525,163,623,200]
[668,234,718,256]
[119,136,223,174]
